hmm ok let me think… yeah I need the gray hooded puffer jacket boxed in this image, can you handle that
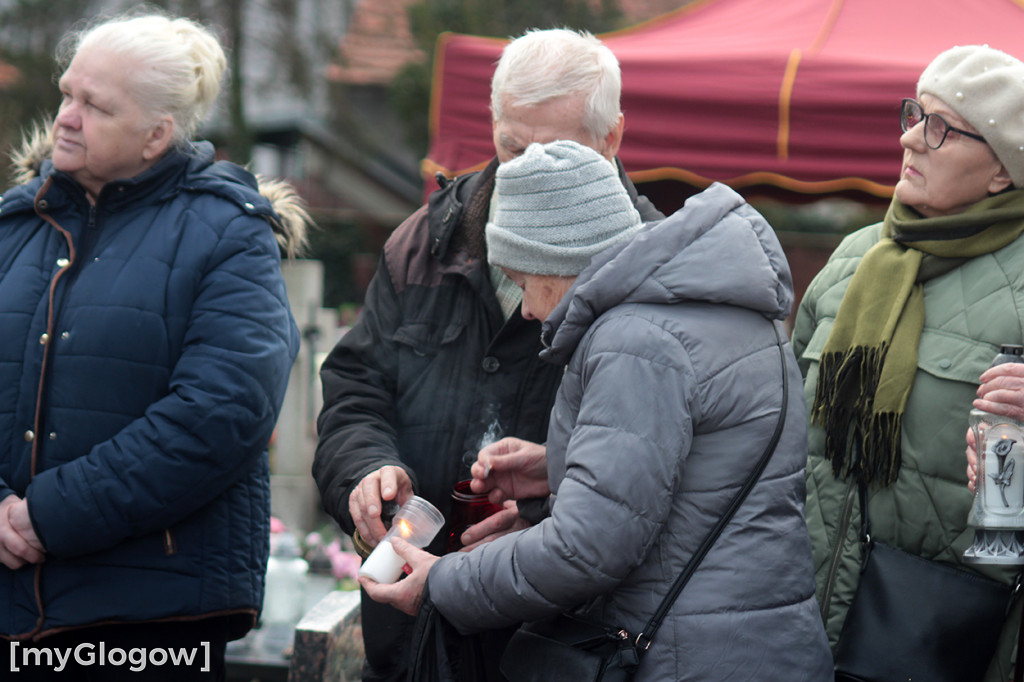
[428,183,832,680]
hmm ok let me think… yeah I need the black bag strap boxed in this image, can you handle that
[633,320,789,652]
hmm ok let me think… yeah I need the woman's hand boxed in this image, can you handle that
[966,427,978,494]
[974,363,1024,422]
[0,495,45,570]
[459,501,532,550]
[359,538,438,616]
[470,437,549,505]
[967,363,1024,493]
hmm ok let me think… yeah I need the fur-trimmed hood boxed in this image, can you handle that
[8,122,312,257]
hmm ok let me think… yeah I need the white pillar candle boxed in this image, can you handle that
[357,496,444,584]
[359,538,405,584]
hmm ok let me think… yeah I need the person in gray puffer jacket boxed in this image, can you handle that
[361,140,832,680]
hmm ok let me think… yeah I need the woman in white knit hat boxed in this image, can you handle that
[795,44,1024,681]
[361,139,833,680]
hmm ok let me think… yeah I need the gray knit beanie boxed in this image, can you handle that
[918,44,1024,187]
[485,140,644,276]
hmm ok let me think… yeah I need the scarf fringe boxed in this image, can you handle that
[811,345,903,486]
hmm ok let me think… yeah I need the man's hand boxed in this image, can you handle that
[349,466,414,546]
[470,437,549,505]
[0,495,45,570]
[359,537,437,616]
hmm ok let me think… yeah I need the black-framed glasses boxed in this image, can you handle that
[901,98,987,150]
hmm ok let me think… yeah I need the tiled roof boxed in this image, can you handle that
[620,0,693,22]
[0,60,18,88]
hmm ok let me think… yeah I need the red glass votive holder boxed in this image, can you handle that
[447,479,504,552]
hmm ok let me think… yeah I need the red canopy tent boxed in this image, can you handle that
[424,0,1024,202]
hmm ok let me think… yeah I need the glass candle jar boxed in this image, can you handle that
[447,479,504,552]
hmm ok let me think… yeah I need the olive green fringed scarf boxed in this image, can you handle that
[811,190,1024,486]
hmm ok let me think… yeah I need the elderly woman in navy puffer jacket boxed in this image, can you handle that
[361,140,832,680]
[0,12,306,678]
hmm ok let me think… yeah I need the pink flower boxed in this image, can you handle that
[324,540,361,580]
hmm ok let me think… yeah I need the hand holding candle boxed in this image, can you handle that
[457,502,533,551]
[358,496,443,584]
[359,536,438,616]
[447,480,504,552]
[975,360,1024,423]
[967,427,979,493]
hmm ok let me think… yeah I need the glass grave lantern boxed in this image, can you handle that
[964,345,1024,565]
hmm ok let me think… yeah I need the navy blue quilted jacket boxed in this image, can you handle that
[0,138,300,639]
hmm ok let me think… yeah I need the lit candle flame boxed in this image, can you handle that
[397,519,412,538]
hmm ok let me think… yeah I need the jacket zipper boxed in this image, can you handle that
[20,178,76,640]
[821,481,858,623]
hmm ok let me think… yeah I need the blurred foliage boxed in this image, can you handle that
[0,0,91,188]
[390,0,625,158]
[753,197,888,236]
[307,216,372,309]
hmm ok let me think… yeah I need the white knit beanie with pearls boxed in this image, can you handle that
[918,44,1024,187]
[485,140,644,276]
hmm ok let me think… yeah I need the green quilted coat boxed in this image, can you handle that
[793,221,1024,681]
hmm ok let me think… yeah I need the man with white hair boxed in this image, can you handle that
[313,27,663,682]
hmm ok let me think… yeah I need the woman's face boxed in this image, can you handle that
[52,46,173,201]
[895,94,1012,217]
[501,268,576,322]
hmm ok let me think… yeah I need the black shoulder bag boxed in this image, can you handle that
[498,321,790,682]
[833,480,1022,682]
